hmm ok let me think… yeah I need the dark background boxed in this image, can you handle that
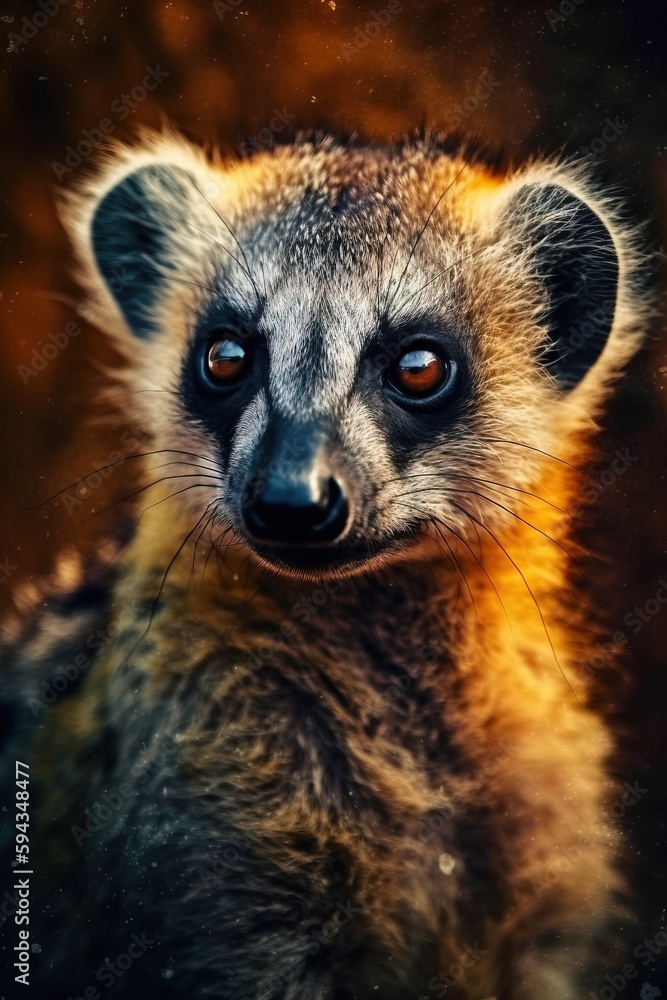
[0,0,666,981]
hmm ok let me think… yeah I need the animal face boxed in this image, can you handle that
[72,135,641,578]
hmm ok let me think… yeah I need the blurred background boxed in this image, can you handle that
[0,0,666,977]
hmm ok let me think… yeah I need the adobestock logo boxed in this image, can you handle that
[65,933,156,1000]
[589,926,667,1000]
[0,556,18,585]
[545,0,586,30]
[623,578,667,634]
[27,602,138,716]
[339,1,403,62]
[438,71,502,131]
[17,321,81,385]
[7,0,69,52]
[580,116,629,158]
[578,576,667,682]
[531,778,648,900]
[573,447,639,515]
[51,66,170,181]
[196,835,254,888]
[213,0,246,20]
[418,941,487,998]
[237,107,297,156]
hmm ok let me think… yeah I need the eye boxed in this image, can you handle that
[206,337,251,385]
[388,348,450,398]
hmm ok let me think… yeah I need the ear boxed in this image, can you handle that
[91,163,194,338]
[502,182,619,390]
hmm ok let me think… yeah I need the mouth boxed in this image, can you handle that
[241,526,424,580]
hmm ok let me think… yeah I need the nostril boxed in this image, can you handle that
[314,478,348,538]
[242,476,349,546]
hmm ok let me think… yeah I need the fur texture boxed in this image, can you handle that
[0,128,651,999]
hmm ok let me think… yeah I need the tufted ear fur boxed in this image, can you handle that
[91,163,195,339]
[501,182,619,390]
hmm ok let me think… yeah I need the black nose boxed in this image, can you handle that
[242,475,349,546]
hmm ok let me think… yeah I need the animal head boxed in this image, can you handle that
[65,130,646,578]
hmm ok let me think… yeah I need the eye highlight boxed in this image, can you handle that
[206,337,250,385]
[388,348,450,399]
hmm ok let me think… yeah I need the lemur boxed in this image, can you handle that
[0,129,649,999]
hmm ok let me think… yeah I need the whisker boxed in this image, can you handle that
[385,470,569,517]
[142,459,221,477]
[384,153,474,318]
[432,507,512,630]
[214,526,237,590]
[433,521,479,620]
[133,483,220,522]
[399,481,531,513]
[401,506,465,611]
[127,501,219,662]
[461,475,570,517]
[477,437,595,482]
[186,177,264,309]
[374,235,386,326]
[385,180,459,316]
[201,524,235,588]
[398,245,490,311]
[455,500,583,707]
[159,272,224,298]
[88,474,221,518]
[395,478,608,604]
[127,388,181,396]
[182,219,253,282]
[392,471,630,610]
[31,449,221,508]
[394,499,477,618]
[190,508,220,588]
[448,485,625,606]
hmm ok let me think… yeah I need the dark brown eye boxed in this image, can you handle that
[206,338,250,385]
[389,348,448,398]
